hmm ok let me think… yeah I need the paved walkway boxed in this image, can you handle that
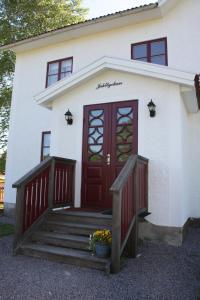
[0,216,199,299]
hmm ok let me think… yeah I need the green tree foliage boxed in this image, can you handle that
[0,0,88,152]
[0,151,6,174]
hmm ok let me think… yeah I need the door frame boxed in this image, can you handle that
[81,99,138,208]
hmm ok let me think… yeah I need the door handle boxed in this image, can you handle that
[106,154,111,165]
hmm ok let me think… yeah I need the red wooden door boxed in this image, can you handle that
[81,100,138,209]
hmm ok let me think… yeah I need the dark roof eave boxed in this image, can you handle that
[0,2,158,50]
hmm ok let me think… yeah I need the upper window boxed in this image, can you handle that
[131,38,168,66]
[46,57,73,87]
[41,131,51,161]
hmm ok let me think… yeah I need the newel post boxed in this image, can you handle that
[13,186,25,252]
[48,158,55,208]
[111,190,122,273]
[133,163,139,257]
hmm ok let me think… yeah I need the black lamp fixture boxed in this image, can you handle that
[65,109,73,125]
[147,100,156,117]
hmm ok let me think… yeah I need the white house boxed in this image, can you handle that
[1,0,200,271]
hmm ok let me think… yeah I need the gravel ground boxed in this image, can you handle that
[0,216,199,300]
[0,215,15,225]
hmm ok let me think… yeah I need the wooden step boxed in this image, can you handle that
[48,210,112,227]
[20,243,111,272]
[41,220,111,236]
[31,231,89,250]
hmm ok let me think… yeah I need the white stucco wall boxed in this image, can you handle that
[4,0,200,226]
[188,113,200,218]
[50,70,185,227]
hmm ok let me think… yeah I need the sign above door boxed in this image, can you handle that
[96,81,123,90]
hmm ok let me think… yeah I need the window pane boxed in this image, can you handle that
[48,62,59,75]
[91,110,103,118]
[137,57,148,62]
[88,110,104,162]
[118,107,132,115]
[60,72,72,79]
[42,147,50,160]
[88,145,103,162]
[89,109,104,126]
[151,40,165,56]
[61,59,72,73]
[43,133,51,147]
[47,74,58,86]
[151,55,166,65]
[116,106,133,162]
[133,44,147,58]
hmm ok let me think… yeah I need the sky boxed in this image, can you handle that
[82,0,157,19]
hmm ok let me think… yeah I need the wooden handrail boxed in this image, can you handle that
[13,156,76,188]
[110,154,148,273]
[110,155,137,193]
[110,155,148,193]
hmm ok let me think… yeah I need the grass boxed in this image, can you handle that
[0,224,14,237]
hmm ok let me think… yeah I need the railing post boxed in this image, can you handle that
[48,158,55,208]
[111,190,122,273]
[13,186,25,252]
[72,163,76,207]
[133,163,139,257]
[127,164,139,257]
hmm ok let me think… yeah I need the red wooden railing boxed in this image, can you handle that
[137,159,148,211]
[110,154,148,273]
[121,172,134,243]
[13,157,76,249]
[54,162,74,206]
[23,166,50,232]
[121,158,148,244]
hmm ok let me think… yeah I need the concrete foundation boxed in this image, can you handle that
[138,218,188,246]
[4,202,16,217]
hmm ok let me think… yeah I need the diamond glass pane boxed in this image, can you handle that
[116,126,132,143]
[116,107,133,162]
[89,110,104,126]
[88,110,104,162]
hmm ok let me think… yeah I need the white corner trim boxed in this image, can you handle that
[181,87,198,113]
[34,56,196,109]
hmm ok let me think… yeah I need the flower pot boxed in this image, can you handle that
[95,243,111,258]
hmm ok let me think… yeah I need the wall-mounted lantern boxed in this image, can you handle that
[65,109,73,125]
[147,100,156,117]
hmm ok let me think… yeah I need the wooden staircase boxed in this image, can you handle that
[13,155,149,273]
[19,209,112,272]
